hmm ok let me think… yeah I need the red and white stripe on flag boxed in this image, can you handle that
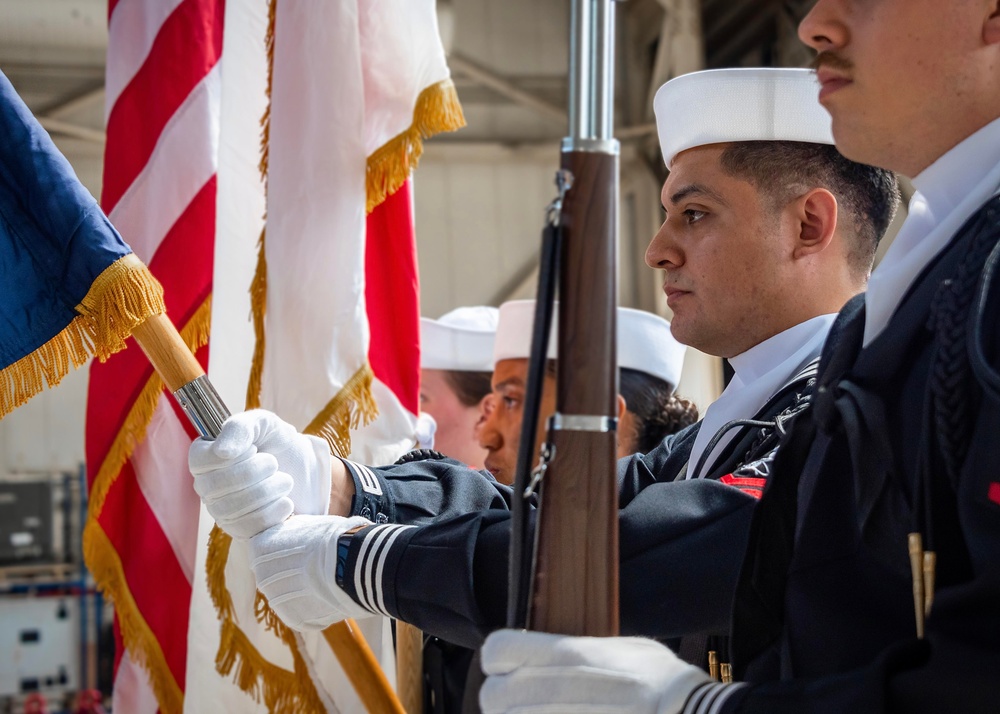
[84,1,223,712]
[195,0,464,710]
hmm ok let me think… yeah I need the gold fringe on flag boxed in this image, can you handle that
[304,363,378,455]
[365,79,466,214]
[85,522,185,714]
[84,297,212,519]
[245,227,268,410]
[0,252,165,419]
[245,0,274,411]
[81,295,212,714]
[205,1,337,703]
[207,362,381,712]
[207,526,328,714]
[258,0,277,182]
[209,0,466,705]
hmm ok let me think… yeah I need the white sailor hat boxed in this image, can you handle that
[653,67,834,168]
[493,300,686,391]
[420,306,499,371]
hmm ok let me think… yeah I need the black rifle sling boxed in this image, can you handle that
[508,215,562,629]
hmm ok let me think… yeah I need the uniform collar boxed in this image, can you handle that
[728,314,836,387]
[687,313,836,479]
[912,115,1000,224]
[864,115,1000,347]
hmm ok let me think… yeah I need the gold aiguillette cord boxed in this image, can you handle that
[923,549,936,618]
[908,532,937,638]
[708,651,720,680]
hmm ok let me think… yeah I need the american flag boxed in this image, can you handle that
[83,0,464,710]
[84,1,222,711]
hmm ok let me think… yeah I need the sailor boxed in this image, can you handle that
[420,299,688,711]
[416,306,497,712]
[418,306,498,469]
[471,3,1000,712]
[481,299,692,485]
[187,67,899,677]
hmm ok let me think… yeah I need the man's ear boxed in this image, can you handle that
[615,394,636,456]
[985,1,1000,45]
[790,187,838,259]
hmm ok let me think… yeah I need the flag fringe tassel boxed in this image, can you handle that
[207,526,328,714]
[246,0,273,412]
[81,296,212,714]
[0,253,164,419]
[86,298,212,520]
[84,522,185,714]
[258,0,276,181]
[211,3,461,702]
[217,3,365,701]
[365,78,466,214]
[304,362,378,455]
[207,363,379,708]
[245,227,268,410]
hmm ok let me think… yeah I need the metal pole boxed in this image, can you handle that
[565,0,617,148]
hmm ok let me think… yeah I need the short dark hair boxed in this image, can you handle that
[443,370,493,407]
[719,141,900,276]
[619,367,699,453]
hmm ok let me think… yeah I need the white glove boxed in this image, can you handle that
[480,630,713,714]
[189,437,293,539]
[190,410,333,533]
[249,514,374,631]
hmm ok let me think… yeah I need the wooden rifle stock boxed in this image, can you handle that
[528,149,619,636]
[524,0,620,639]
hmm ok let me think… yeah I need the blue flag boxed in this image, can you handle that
[0,68,164,417]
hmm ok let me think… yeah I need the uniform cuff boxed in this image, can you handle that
[338,523,417,618]
[340,458,394,523]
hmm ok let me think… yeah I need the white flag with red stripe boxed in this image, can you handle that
[183,0,464,711]
[85,1,223,713]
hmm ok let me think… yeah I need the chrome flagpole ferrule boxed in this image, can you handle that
[173,375,231,439]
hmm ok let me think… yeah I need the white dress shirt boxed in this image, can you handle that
[864,116,1000,346]
[686,313,837,480]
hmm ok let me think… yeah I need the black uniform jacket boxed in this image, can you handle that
[337,359,818,650]
[716,196,1000,712]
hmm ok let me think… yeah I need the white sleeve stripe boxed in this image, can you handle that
[682,682,747,714]
[707,683,745,714]
[683,683,709,714]
[363,527,396,616]
[342,459,383,496]
[359,463,383,496]
[361,526,395,613]
[354,524,414,616]
[354,526,391,612]
[372,525,411,616]
[353,528,377,612]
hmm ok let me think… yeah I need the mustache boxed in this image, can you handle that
[809,51,854,72]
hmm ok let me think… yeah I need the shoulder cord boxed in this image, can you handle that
[967,201,1000,402]
[690,418,779,483]
[690,376,815,482]
[922,200,1000,546]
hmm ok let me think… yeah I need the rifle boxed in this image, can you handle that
[509,0,620,637]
